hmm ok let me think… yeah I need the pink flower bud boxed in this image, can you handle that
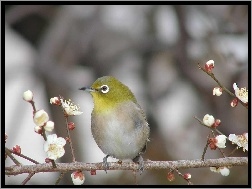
[205,60,215,73]
[13,145,21,155]
[230,98,238,107]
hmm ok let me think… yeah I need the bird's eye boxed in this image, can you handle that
[100,85,109,94]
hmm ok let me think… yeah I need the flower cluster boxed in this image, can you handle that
[208,135,227,150]
[204,60,248,107]
[23,90,55,133]
[33,110,55,132]
[23,90,68,161]
[228,133,248,152]
[22,90,88,184]
[199,60,248,179]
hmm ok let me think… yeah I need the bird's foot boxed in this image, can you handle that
[103,155,110,173]
[133,155,144,174]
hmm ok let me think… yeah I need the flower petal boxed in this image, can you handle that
[56,137,66,146]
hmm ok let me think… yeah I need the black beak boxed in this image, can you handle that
[79,87,94,92]
[79,87,87,91]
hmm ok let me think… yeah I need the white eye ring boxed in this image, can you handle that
[100,85,109,94]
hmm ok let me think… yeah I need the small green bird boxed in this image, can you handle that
[79,76,150,172]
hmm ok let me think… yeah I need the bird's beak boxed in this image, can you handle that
[79,87,94,92]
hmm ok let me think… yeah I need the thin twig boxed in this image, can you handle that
[201,133,211,161]
[228,147,239,157]
[5,147,21,165]
[29,100,37,115]
[55,171,66,185]
[174,169,193,185]
[41,127,47,141]
[132,170,138,185]
[197,63,247,109]
[193,116,224,135]
[26,99,57,168]
[7,148,39,164]
[63,114,76,162]
[22,172,35,185]
[59,96,76,162]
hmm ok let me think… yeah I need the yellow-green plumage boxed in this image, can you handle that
[90,76,138,113]
[81,76,150,162]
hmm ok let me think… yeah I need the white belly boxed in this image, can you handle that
[91,101,149,160]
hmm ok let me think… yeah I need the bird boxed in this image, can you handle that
[79,76,150,172]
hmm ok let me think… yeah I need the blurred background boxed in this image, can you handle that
[5,5,248,185]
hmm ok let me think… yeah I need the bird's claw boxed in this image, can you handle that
[103,155,109,173]
[133,155,144,174]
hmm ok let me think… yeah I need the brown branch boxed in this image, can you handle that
[228,147,239,157]
[27,101,57,169]
[7,148,39,164]
[21,172,35,185]
[63,115,76,162]
[194,116,224,135]
[5,157,247,176]
[197,63,248,109]
[201,133,211,161]
[59,96,76,163]
[198,63,235,97]
[29,100,36,115]
[173,169,193,185]
[5,148,21,166]
[55,171,66,185]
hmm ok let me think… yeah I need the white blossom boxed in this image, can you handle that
[210,167,230,176]
[228,133,248,152]
[219,167,230,176]
[44,134,66,160]
[215,135,227,148]
[71,171,85,185]
[204,60,215,72]
[206,60,214,67]
[23,90,33,101]
[34,125,42,134]
[44,121,54,132]
[203,114,215,126]
[213,87,222,96]
[61,99,83,116]
[33,110,49,126]
[50,97,61,105]
[233,83,248,103]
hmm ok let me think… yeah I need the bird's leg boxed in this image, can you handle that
[132,154,144,174]
[103,155,110,173]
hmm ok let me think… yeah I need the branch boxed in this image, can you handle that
[194,116,224,135]
[6,147,39,165]
[197,63,248,109]
[6,157,247,175]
